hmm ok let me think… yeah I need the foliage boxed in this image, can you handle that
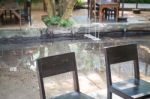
[17,0,41,3]
[59,19,73,27]
[42,16,73,27]
[0,0,3,3]
[124,0,150,3]
[75,0,84,7]
[0,0,41,4]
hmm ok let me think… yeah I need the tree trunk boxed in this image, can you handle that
[62,0,76,20]
[45,0,55,17]
[56,0,64,17]
[43,0,47,11]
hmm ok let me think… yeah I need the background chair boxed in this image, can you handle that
[21,1,31,24]
[104,8,117,21]
[0,9,5,25]
[37,52,94,99]
[104,44,150,99]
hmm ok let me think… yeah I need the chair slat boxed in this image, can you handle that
[105,44,138,64]
[37,52,76,77]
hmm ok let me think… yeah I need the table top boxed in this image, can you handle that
[96,0,118,5]
[0,3,20,10]
[0,3,21,21]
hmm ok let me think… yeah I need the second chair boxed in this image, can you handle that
[104,44,150,99]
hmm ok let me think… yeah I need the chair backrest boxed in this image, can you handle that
[25,1,31,8]
[104,44,140,86]
[37,52,80,99]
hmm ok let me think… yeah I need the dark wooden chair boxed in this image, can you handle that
[37,52,94,99]
[21,1,31,24]
[104,44,150,99]
[0,9,5,24]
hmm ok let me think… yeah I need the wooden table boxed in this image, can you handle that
[97,1,119,21]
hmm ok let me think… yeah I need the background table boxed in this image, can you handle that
[97,1,119,21]
[0,3,22,28]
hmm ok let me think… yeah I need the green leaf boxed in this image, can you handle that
[42,15,73,27]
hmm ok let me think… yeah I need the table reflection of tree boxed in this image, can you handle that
[0,42,107,73]
[69,43,105,71]
[0,47,36,70]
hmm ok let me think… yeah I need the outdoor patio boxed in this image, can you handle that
[0,6,150,33]
[0,9,150,39]
[0,0,150,99]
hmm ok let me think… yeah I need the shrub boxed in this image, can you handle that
[125,0,150,3]
[59,19,73,27]
[76,0,84,7]
[42,16,73,27]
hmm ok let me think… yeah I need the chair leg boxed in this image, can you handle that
[105,10,107,20]
[107,90,112,99]
[145,63,148,76]
[105,9,108,20]
[114,10,116,20]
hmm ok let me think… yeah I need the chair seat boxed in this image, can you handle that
[52,92,94,99]
[112,78,150,98]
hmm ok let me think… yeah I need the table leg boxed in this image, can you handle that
[115,6,119,22]
[99,6,103,22]
[4,10,6,24]
[9,10,12,23]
